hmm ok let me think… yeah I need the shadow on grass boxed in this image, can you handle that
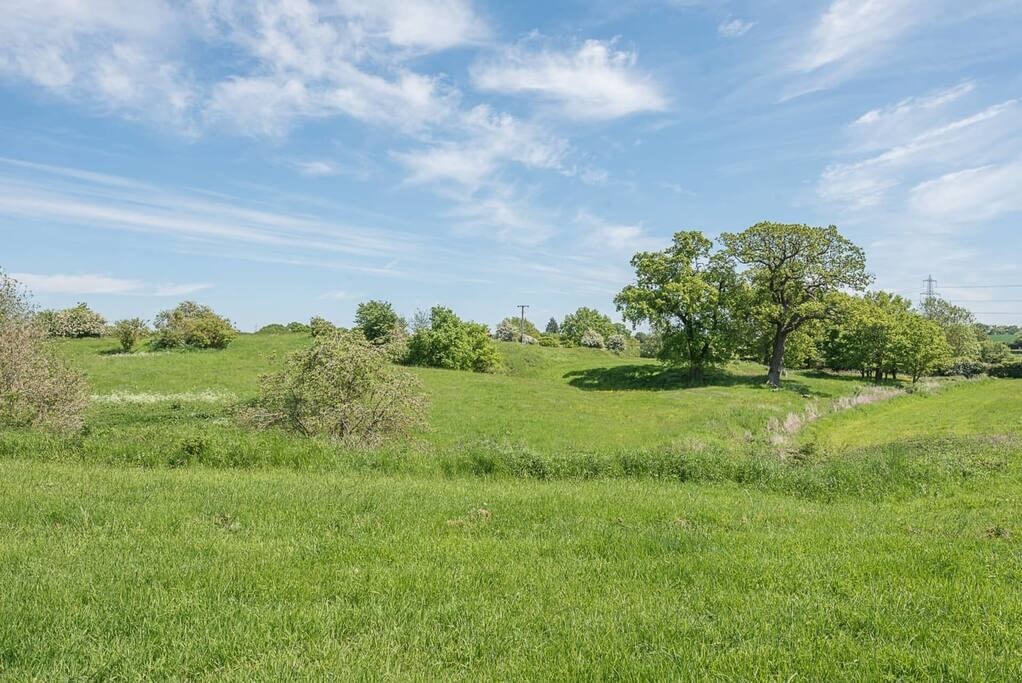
[564,364,863,396]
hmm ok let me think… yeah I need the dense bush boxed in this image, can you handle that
[560,307,619,346]
[538,334,561,347]
[580,329,605,349]
[0,272,88,432]
[113,318,148,352]
[287,321,310,333]
[980,339,1014,365]
[256,323,289,334]
[354,300,405,344]
[309,316,336,338]
[39,303,106,338]
[988,361,1022,378]
[245,331,428,447]
[606,334,627,353]
[151,301,237,350]
[406,306,499,372]
[636,332,662,358]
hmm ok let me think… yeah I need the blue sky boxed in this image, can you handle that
[2,0,1021,329]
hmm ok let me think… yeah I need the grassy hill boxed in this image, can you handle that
[1,333,1020,679]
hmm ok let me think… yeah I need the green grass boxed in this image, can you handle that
[1,333,1020,678]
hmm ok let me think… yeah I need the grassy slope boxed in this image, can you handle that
[1,334,1020,678]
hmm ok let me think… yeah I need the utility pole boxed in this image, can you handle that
[921,275,939,310]
[517,304,529,344]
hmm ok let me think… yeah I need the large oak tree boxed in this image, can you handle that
[722,222,871,387]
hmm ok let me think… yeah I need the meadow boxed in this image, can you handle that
[1,333,1020,679]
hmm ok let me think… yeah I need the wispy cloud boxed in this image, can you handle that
[718,18,756,38]
[318,289,353,300]
[471,37,667,120]
[10,272,211,297]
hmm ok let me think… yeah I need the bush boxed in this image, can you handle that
[980,339,1014,365]
[561,307,617,346]
[113,318,148,352]
[606,334,627,353]
[945,360,989,378]
[538,334,561,347]
[40,302,106,338]
[245,331,428,447]
[0,272,88,432]
[151,301,237,350]
[637,332,662,358]
[354,300,405,344]
[309,316,336,338]
[989,361,1022,378]
[406,306,499,372]
[256,323,289,335]
[580,328,605,349]
[287,321,310,333]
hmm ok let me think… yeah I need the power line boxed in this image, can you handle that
[517,304,529,344]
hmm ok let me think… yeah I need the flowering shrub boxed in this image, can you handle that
[606,334,627,353]
[580,328,605,349]
[309,316,336,338]
[40,303,106,338]
[151,301,237,350]
[113,318,148,352]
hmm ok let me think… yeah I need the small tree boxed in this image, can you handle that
[0,272,88,432]
[246,331,428,447]
[898,314,952,382]
[494,316,539,343]
[354,300,405,344]
[980,339,1014,365]
[309,316,336,338]
[722,222,871,387]
[113,318,148,352]
[151,301,237,350]
[580,329,605,349]
[545,317,559,334]
[287,321,310,333]
[561,307,616,346]
[606,334,627,353]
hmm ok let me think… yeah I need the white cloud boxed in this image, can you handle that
[718,18,756,38]
[291,160,342,177]
[318,289,352,300]
[336,0,488,51]
[9,272,211,297]
[447,184,554,245]
[471,38,667,119]
[797,0,922,73]
[575,210,662,255]
[395,105,567,188]
[909,162,1022,224]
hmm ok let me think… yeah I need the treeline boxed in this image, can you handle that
[614,222,1020,385]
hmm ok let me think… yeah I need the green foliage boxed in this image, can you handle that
[606,333,627,353]
[538,334,561,347]
[309,316,336,338]
[722,222,871,386]
[406,306,499,372]
[580,328,605,349]
[256,323,289,334]
[495,317,539,343]
[246,331,428,447]
[979,339,1013,365]
[354,300,405,343]
[113,318,148,352]
[151,301,237,350]
[616,231,746,381]
[636,332,661,358]
[286,321,310,333]
[560,307,617,346]
[988,361,1022,378]
[0,271,88,432]
[545,317,559,334]
[39,302,106,338]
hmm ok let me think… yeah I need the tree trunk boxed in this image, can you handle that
[688,364,704,384]
[766,330,787,387]
[874,367,883,384]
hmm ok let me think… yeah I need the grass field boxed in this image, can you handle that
[1,333,1020,679]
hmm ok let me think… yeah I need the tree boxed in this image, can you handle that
[40,302,106,338]
[545,317,559,334]
[113,318,148,352]
[246,331,428,447]
[722,222,871,387]
[920,298,981,365]
[980,339,1013,365]
[580,329,605,348]
[151,301,237,350]
[615,231,745,382]
[898,314,952,382]
[406,306,499,372]
[560,307,617,346]
[309,316,336,338]
[354,300,405,344]
[827,292,913,382]
[495,316,540,342]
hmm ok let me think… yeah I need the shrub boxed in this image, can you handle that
[113,318,148,352]
[245,331,428,447]
[539,334,561,347]
[256,323,289,334]
[151,301,237,350]
[606,334,627,353]
[287,321,310,333]
[560,307,619,346]
[989,361,1022,379]
[580,328,605,349]
[406,306,499,372]
[309,316,336,338]
[41,302,106,338]
[980,339,1014,365]
[637,332,662,358]
[354,300,405,344]
[0,272,88,432]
